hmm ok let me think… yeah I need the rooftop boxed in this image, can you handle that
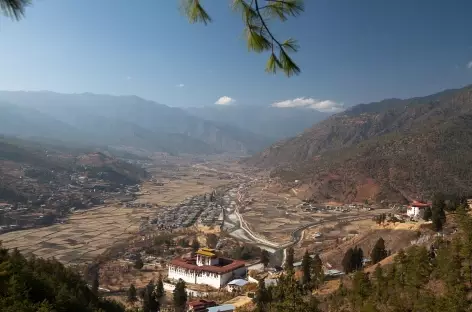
[170,256,245,274]
[207,304,236,312]
[227,279,248,287]
[411,200,431,207]
[196,250,216,257]
[187,299,216,309]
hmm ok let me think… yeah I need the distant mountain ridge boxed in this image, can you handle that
[185,105,333,140]
[0,91,271,155]
[246,85,472,203]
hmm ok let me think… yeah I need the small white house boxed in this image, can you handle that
[406,201,431,219]
[226,279,248,292]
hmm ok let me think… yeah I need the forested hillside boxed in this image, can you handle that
[0,244,125,312]
[239,203,472,312]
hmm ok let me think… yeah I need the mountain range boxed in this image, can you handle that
[0,91,335,156]
[185,105,331,140]
[247,85,472,203]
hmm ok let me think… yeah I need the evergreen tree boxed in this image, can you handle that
[423,206,432,221]
[143,280,160,312]
[191,239,200,252]
[353,246,364,271]
[134,254,144,270]
[342,248,354,273]
[206,233,218,248]
[254,279,269,312]
[432,213,443,232]
[260,249,270,268]
[155,274,164,302]
[91,269,100,296]
[432,193,446,232]
[284,247,294,272]
[301,250,312,286]
[127,284,137,304]
[173,279,187,312]
[370,237,388,264]
[311,253,324,290]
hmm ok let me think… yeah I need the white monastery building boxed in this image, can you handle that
[168,248,247,289]
[406,200,431,219]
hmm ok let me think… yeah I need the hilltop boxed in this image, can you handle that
[246,85,472,202]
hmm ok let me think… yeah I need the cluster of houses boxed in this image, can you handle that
[150,194,223,230]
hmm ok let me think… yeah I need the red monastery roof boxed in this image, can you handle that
[170,256,245,274]
[411,200,431,208]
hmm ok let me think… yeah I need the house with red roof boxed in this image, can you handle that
[168,247,247,289]
[407,200,431,219]
[187,299,216,312]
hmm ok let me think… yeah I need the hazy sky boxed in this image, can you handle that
[0,0,471,108]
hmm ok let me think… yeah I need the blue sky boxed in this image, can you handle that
[0,0,471,109]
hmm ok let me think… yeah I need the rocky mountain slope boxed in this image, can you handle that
[246,85,472,203]
[0,91,270,155]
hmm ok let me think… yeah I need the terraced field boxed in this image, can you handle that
[0,205,150,264]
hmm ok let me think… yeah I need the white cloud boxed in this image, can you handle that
[215,96,236,105]
[467,61,472,69]
[272,97,344,113]
[176,83,185,87]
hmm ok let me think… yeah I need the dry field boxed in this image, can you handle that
[0,159,240,265]
[319,221,423,270]
[240,183,315,243]
[0,205,151,264]
[100,260,166,291]
[137,165,235,206]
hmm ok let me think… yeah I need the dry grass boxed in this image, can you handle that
[320,222,421,270]
[314,279,341,296]
[224,295,253,308]
[0,205,151,264]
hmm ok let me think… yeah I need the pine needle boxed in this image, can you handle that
[279,49,301,77]
[183,0,212,25]
[0,0,30,20]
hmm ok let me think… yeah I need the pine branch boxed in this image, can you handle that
[0,0,30,20]
[254,0,301,76]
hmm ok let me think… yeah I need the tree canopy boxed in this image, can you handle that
[0,244,125,312]
[0,0,304,77]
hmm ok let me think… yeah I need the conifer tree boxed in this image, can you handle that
[91,269,99,296]
[254,279,269,312]
[134,254,144,270]
[173,279,187,312]
[284,247,294,272]
[423,206,432,221]
[127,284,137,305]
[342,248,354,273]
[370,237,388,264]
[432,193,446,232]
[191,239,200,252]
[300,250,312,286]
[311,253,324,289]
[260,249,270,268]
[155,274,165,302]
